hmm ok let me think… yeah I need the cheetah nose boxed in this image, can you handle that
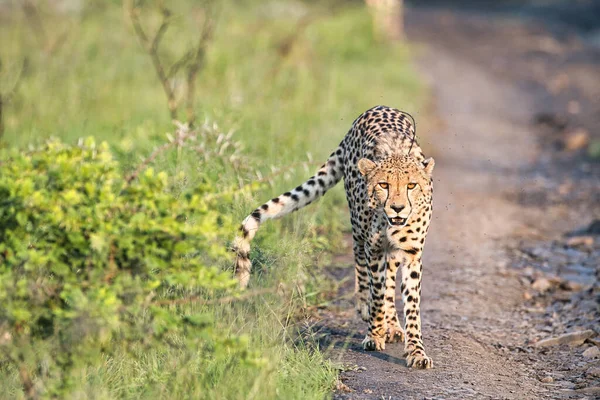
[390,205,405,213]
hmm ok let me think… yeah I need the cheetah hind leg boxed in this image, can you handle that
[355,297,370,322]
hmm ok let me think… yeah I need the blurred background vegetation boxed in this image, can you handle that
[0,0,423,398]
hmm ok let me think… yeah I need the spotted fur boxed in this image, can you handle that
[232,105,435,369]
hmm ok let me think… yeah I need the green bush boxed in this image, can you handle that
[0,138,249,398]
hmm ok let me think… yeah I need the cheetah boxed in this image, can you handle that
[233,105,435,369]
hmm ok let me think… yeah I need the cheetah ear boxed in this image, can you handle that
[357,158,377,176]
[422,157,435,176]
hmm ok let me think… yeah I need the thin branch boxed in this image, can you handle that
[22,1,69,56]
[18,363,37,400]
[0,337,35,400]
[21,0,47,50]
[185,8,215,127]
[46,29,70,56]
[271,0,348,78]
[276,13,314,59]
[1,343,38,400]
[127,2,217,125]
[151,8,170,54]
[167,49,194,78]
[4,58,28,102]
[127,3,178,120]
[0,58,27,138]
[270,14,315,78]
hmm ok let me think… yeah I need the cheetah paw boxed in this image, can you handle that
[362,334,385,351]
[386,326,405,343]
[406,350,433,369]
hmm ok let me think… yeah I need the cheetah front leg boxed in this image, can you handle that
[353,240,370,322]
[384,251,404,343]
[362,245,387,351]
[400,255,433,369]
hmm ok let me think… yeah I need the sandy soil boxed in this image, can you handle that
[314,5,600,400]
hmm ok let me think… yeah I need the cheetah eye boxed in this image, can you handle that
[378,182,389,189]
[407,183,417,189]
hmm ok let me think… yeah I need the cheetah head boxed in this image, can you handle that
[358,155,434,226]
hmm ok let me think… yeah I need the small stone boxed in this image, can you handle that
[523,291,533,300]
[588,366,600,377]
[0,331,11,346]
[572,386,600,395]
[562,129,589,151]
[534,112,568,130]
[587,338,600,348]
[568,100,580,114]
[582,346,600,359]
[534,330,596,348]
[558,183,572,195]
[583,219,600,235]
[559,280,583,291]
[363,389,373,394]
[519,276,532,286]
[559,381,577,390]
[548,275,563,285]
[532,277,552,293]
[566,236,594,247]
[540,376,554,383]
[336,381,353,393]
[548,73,569,94]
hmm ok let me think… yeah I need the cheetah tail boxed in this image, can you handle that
[232,146,345,288]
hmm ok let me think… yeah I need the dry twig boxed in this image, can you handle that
[0,342,38,400]
[22,0,70,56]
[21,0,47,48]
[128,3,178,120]
[269,1,347,77]
[270,13,315,78]
[127,2,216,124]
[185,8,215,126]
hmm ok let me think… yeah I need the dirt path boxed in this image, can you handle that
[315,5,600,400]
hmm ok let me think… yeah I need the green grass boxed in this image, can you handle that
[0,1,424,398]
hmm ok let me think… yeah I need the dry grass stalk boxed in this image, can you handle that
[124,121,196,184]
[154,285,282,307]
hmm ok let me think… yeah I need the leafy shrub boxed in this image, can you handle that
[0,138,248,398]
